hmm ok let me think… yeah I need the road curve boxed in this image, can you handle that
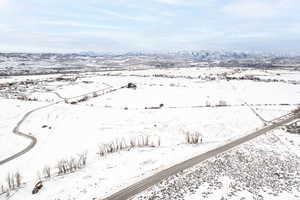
[0,102,62,166]
[0,83,123,166]
[101,112,300,200]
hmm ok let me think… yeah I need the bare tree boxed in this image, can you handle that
[43,166,51,179]
[6,173,13,190]
[15,172,21,188]
[1,185,4,194]
[78,151,87,168]
[185,131,202,144]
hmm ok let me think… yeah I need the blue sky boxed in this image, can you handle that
[0,0,299,53]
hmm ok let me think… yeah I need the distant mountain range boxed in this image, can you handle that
[77,50,295,61]
[1,50,299,63]
[1,50,299,76]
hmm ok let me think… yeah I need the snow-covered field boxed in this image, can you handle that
[0,99,45,159]
[0,67,299,200]
[134,129,300,200]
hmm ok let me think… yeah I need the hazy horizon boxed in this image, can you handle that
[1,0,300,54]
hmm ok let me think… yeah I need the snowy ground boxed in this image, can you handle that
[133,129,300,200]
[0,99,45,159]
[0,67,299,199]
[0,105,266,200]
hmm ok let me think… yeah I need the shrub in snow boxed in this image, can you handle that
[185,131,202,144]
[217,100,227,106]
[92,92,98,97]
[205,100,211,107]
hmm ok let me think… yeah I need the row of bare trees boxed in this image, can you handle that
[6,172,22,190]
[57,152,87,175]
[0,152,87,197]
[98,135,161,157]
[185,131,203,144]
[1,131,205,197]
[0,172,22,197]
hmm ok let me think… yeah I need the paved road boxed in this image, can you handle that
[0,102,61,165]
[102,112,300,200]
[0,83,125,166]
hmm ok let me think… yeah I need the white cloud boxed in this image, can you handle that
[222,0,299,18]
[159,11,176,17]
[155,0,186,5]
[0,0,13,13]
[288,23,300,33]
[99,8,157,22]
[0,24,15,32]
[223,0,279,18]
[223,0,300,18]
[154,0,215,6]
[0,0,9,9]
[41,20,120,30]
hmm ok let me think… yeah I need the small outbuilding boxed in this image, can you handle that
[127,83,137,89]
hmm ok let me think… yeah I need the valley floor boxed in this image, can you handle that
[0,67,299,200]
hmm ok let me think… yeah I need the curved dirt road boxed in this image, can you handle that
[102,112,300,200]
